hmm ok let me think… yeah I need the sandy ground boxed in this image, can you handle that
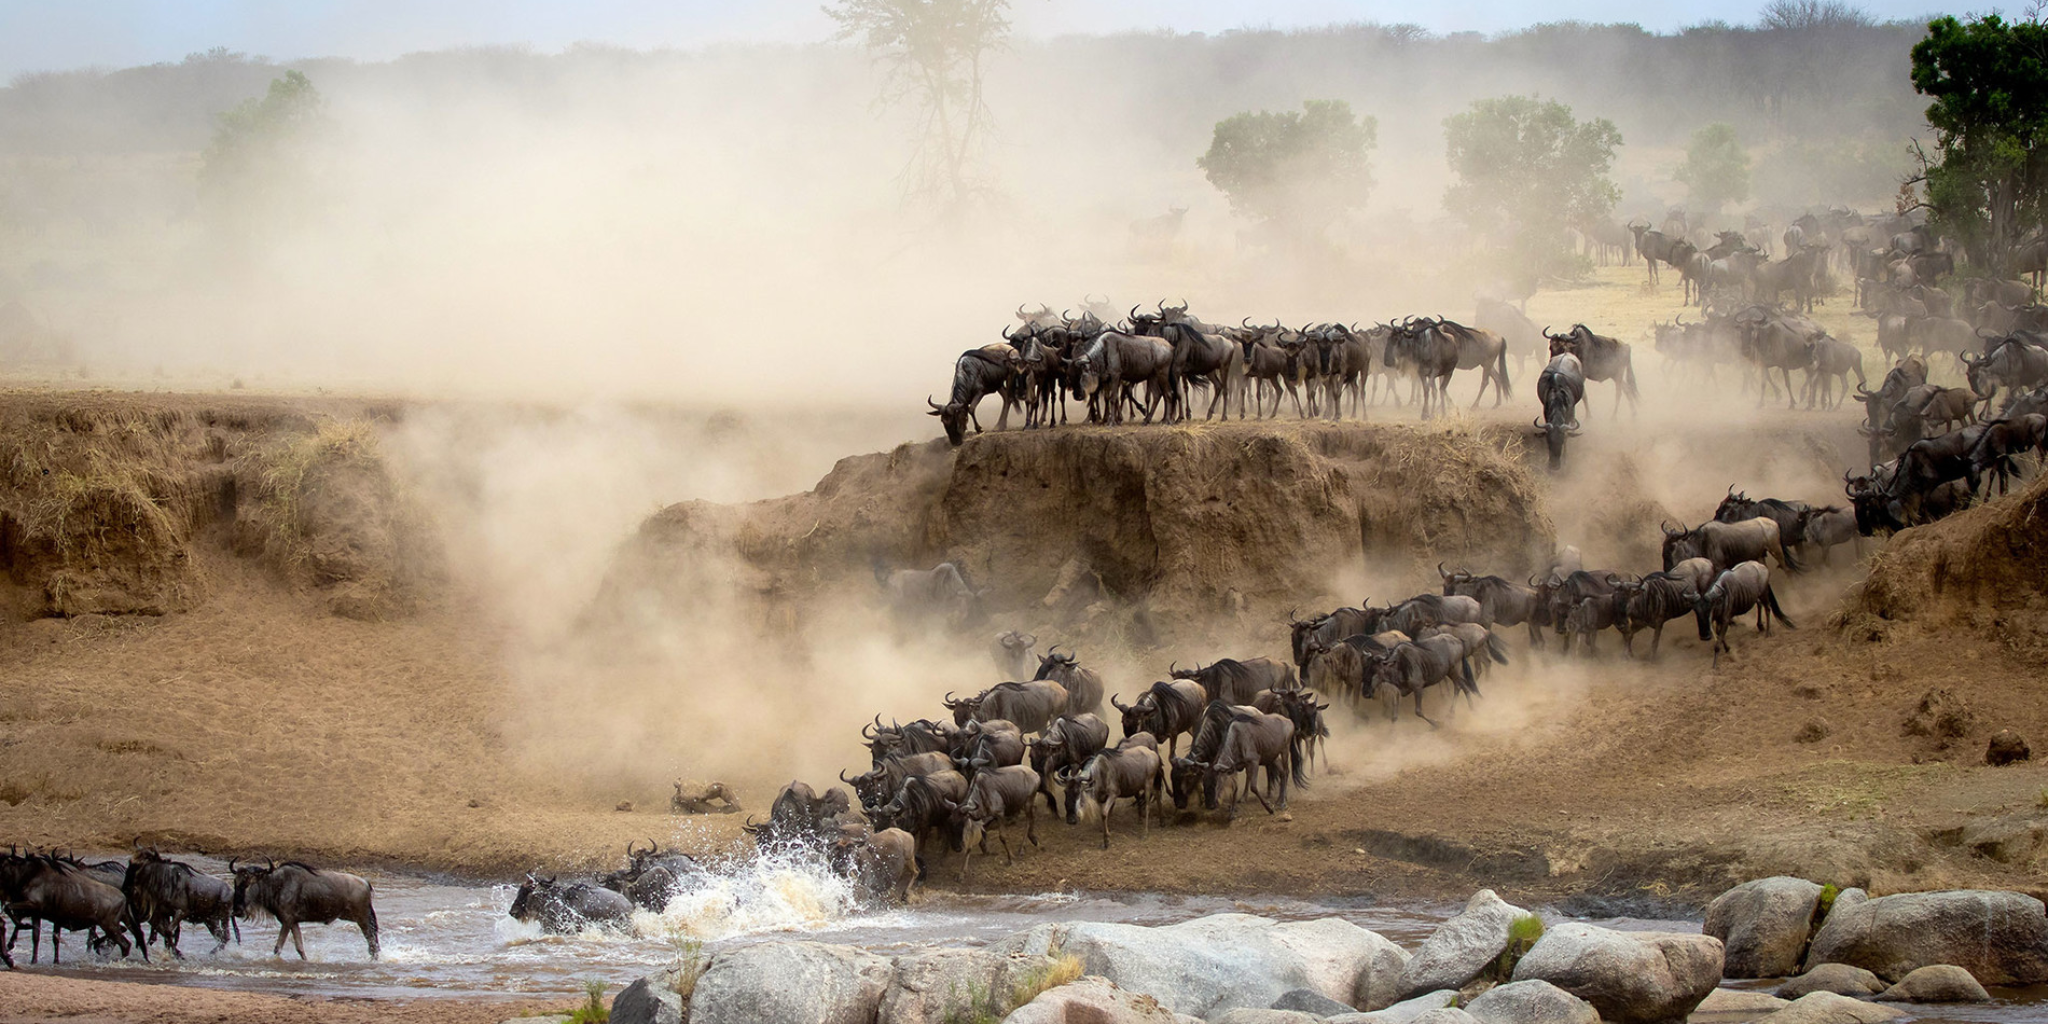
[0,972,547,1024]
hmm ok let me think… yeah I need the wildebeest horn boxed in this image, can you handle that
[1022,633,1036,645]
[1168,661,1179,675]
[1437,561,1449,580]
[926,396,942,411]
[1533,416,1547,429]
[839,769,854,784]
[1129,304,1143,321]
[1001,324,1015,340]
[1605,572,1623,585]
[1015,303,1028,319]
[1660,519,1682,536]
[1110,694,1130,711]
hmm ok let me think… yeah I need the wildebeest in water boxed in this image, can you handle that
[229,859,380,960]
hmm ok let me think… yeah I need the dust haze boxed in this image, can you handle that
[0,16,1932,813]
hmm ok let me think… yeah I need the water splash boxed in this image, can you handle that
[635,848,864,942]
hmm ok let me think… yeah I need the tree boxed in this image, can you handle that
[1675,123,1751,214]
[1759,0,1873,31]
[1196,100,1377,241]
[198,70,328,239]
[1909,11,2048,270]
[825,0,1011,217]
[1442,95,1621,283]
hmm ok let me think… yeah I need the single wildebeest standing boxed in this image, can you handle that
[230,860,380,959]
[1662,516,1797,574]
[843,752,955,813]
[1802,506,1862,566]
[1032,646,1104,716]
[1609,571,1698,659]
[869,770,968,858]
[1191,709,1303,815]
[1167,657,1296,706]
[124,848,237,957]
[1439,565,1548,649]
[1288,606,1375,678]
[927,344,1020,446]
[1110,679,1208,760]
[991,631,1036,680]
[508,873,635,934]
[944,764,1041,880]
[1694,561,1797,666]
[1365,636,1478,728]
[1533,351,1585,470]
[943,680,1069,735]
[1058,733,1165,848]
[1029,713,1110,814]
[1545,324,1639,417]
[955,718,1027,774]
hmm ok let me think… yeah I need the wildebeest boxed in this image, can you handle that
[1542,571,1621,639]
[1970,414,2048,495]
[1028,713,1111,814]
[1609,572,1698,659]
[830,827,919,904]
[1803,335,1867,410]
[1544,325,1638,416]
[943,680,1069,735]
[123,848,237,957]
[1438,566,1549,648]
[1801,506,1862,565]
[1067,329,1175,425]
[1032,647,1104,716]
[1253,688,1330,772]
[747,781,857,849]
[599,839,704,911]
[1963,336,2048,411]
[1111,679,1208,760]
[1186,707,1302,815]
[1288,606,1375,677]
[879,561,982,627]
[1662,517,1796,574]
[945,764,1041,879]
[868,770,969,857]
[1714,489,1813,562]
[863,716,958,765]
[509,873,634,934]
[230,860,380,960]
[927,344,1020,446]
[843,752,954,813]
[3,854,143,963]
[1693,561,1796,666]
[955,718,1027,774]
[1167,657,1296,707]
[1419,622,1510,677]
[1476,297,1543,372]
[1365,635,1478,728]
[1628,221,1684,284]
[1368,593,1485,636]
[1533,351,1584,470]
[1058,733,1165,848]
[991,631,1036,680]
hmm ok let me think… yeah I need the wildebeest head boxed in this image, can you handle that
[508,873,553,921]
[942,690,982,727]
[1660,520,1703,569]
[1543,326,1579,359]
[926,396,968,447]
[228,859,278,919]
[1109,692,1148,740]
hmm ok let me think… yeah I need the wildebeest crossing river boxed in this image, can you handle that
[18,853,2048,1022]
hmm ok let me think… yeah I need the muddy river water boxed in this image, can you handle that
[15,852,2048,1022]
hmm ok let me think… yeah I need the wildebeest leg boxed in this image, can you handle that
[1025,802,1038,847]
[1100,796,1114,849]
[996,821,1015,865]
[1412,691,1440,729]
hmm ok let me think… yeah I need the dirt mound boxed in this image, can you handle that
[1857,471,2048,634]
[603,421,1554,645]
[0,393,437,621]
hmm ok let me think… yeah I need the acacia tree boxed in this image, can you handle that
[1443,95,1621,283]
[198,70,328,240]
[1909,11,2048,270]
[1676,123,1751,215]
[826,0,1011,216]
[1196,99,1377,243]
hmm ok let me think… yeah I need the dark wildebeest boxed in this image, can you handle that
[1545,325,1639,417]
[1032,647,1104,716]
[1369,593,1485,636]
[1384,317,1461,419]
[943,680,1069,735]
[1611,571,1701,659]
[1067,329,1175,425]
[746,780,856,849]
[1253,688,1330,772]
[1134,307,1243,421]
[1111,679,1207,761]
[843,752,955,813]
[1962,337,2048,412]
[1970,414,2048,496]
[927,344,1020,446]
[1365,636,1478,728]
[230,860,380,960]
[509,874,634,934]
[1694,561,1796,666]
[1662,517,1796,574]
[1714,488,1814,563]
[4,854,143,963]
[1028,713,1111,814]
[831,827,919,904]
[123,848,237,957]
[1167,657,1296,707]
[868,770,968,858]
[1543,571,1621,640]
[879,561,981,627]
[944,764,1041,879]
[1732,308,1817,408]
[1191,708,1302,815]
[991,631,1036,680]
[1170,701,1247,814]
[1058,733,1165,848]
[1628,221,1684,284]
[955,718,1027,774]
[1852,357,1929,466]
[1439,566,1549,649]
[1288,606,1375,678]
[1533,351,1584,471]
[863,716,957,765]
[599,840,705,912]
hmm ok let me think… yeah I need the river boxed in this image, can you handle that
[14,852,2048,1022]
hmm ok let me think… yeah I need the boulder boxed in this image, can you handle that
[1407,1012,1480,1024]
[1272,988,1358,1016]
[1210,1011,1321,1024]
[1511,923,1723,1024]
[989,914,1407,1017]
[1752,991,1906,1024]
[1324,989,1457,1024]
[1774,963,1885,999]
[1986,729,2032,766]
[1704,877,1825,978]
[1874,964,1991,1003]
[1463,979,1597,1024]
[1695,988,1790,1014]
[879,947,1062,1024]
[1803,888,2048,984]
[612,963,690,1024]
[1001,976,1181,1024]
[1396,889,1532,997]
[689,941,892,1024]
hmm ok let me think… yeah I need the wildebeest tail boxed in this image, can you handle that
[1485,632,1510,665]
[1496,346,1513,399]
[1458,655,1480,697]
[1290,732,1311,789]
[1763,585,1797,629]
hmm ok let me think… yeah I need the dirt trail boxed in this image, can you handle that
[1,386,2045,913]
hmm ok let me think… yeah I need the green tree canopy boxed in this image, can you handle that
[1443,95,1621,283]
[199,70,328,237]
[1910,12,2048,268]
[1676,123,1751,213]
[1197,99,1377,239]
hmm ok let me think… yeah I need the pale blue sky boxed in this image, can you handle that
[0,0,1970,78]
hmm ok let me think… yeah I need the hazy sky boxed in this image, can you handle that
[0,0,1965,78]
